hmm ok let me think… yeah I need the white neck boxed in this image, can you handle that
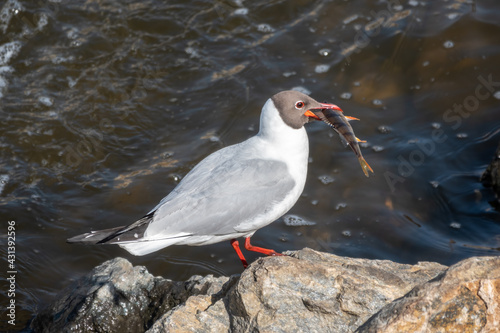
[258,99,308,146]
[252,98,310,214]
[256,99,309,173]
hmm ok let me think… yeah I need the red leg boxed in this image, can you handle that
[230,239,248,268]
[244,237,284,256]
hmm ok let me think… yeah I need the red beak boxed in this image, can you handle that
[315,103,343,111]
[304,103,343,120]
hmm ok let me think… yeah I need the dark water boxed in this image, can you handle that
[1,0,500,330]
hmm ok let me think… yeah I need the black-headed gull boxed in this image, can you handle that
[68,90,370,267]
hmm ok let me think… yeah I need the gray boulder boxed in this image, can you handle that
[31,249,500,332]
[31,257,233,332]
[357,256,500,332]
[147,249,444,333]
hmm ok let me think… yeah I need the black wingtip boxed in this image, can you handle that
[67,226,127,244]
[67,212,155,245]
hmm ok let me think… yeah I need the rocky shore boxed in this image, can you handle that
[31,248,500,332]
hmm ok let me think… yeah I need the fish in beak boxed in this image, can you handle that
[305,103,374,177]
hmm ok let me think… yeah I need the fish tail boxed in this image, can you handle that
[358,156,374,177]
[355,136,366,143]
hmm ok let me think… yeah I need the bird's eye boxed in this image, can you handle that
[295,101,305,109]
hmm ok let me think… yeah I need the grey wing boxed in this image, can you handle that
[144,154,295,238]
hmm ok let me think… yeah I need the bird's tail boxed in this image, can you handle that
[67,213,154,245]
[66,226,126,244]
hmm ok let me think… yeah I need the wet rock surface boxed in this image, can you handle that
[30,258,229,332]
[481,142,500,208]
[31,249,500,333]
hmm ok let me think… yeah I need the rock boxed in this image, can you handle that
[481,142,500,208]
[30,257,230,332]
[146,275,238,333]
[357,256,500,333]
[183,249,445,333]
[31,250,500,333]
